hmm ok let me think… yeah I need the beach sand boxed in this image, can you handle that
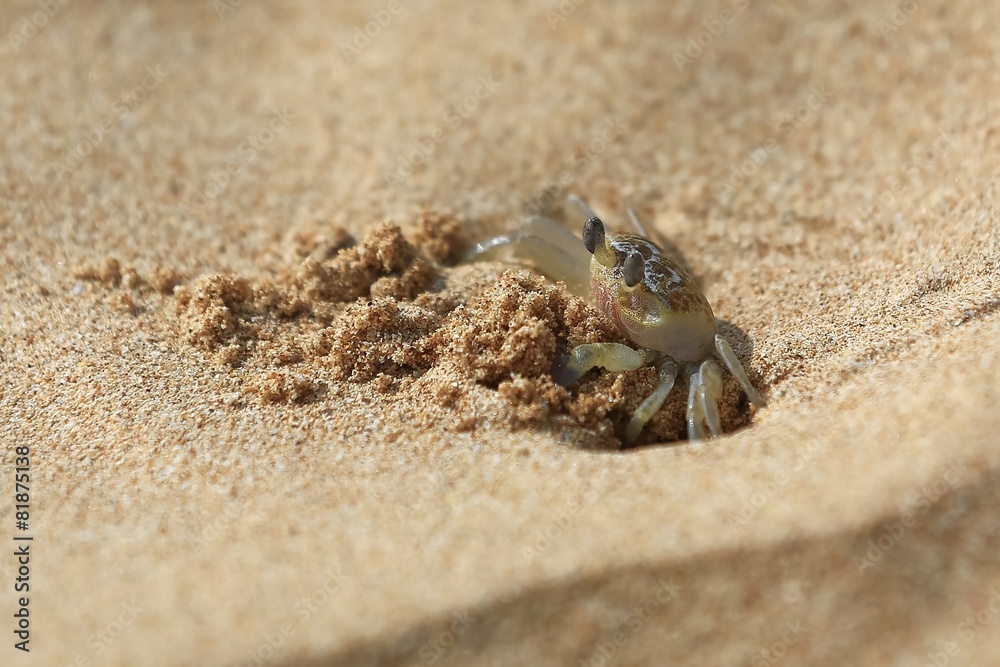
[1,1,999,665]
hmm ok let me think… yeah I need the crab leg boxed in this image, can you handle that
[712,335,764,408]
[696,359,724,438]
[564,193,599,224]
[553,343,659,387]
[686,368,707,441]
[468,214,592,296]
[624,359,679,444]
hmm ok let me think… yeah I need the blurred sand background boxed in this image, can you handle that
[1,0,999,665]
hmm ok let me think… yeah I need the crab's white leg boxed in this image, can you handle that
[687,367,707,440]
[713,334,764,408]
[697,359,724,438]
[468,215,592,296]
[566,194,651,237]
[564,193,599,224]
[626,209,652,237]
[624,358,679,444]
[553,343,658,387]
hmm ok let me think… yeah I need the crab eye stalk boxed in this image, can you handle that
[583,216,617,267]
[622,251,645,288]
[582,216,604,254]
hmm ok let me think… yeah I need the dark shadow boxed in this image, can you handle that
[279,466,999,667]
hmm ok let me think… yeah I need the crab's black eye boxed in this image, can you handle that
[622,252,645,287]
[582,216,605,255]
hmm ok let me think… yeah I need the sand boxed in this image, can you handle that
[2,1,999,665]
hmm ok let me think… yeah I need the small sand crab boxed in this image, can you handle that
[473,194,764,443]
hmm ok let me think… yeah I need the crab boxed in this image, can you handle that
[472,194,764,443]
